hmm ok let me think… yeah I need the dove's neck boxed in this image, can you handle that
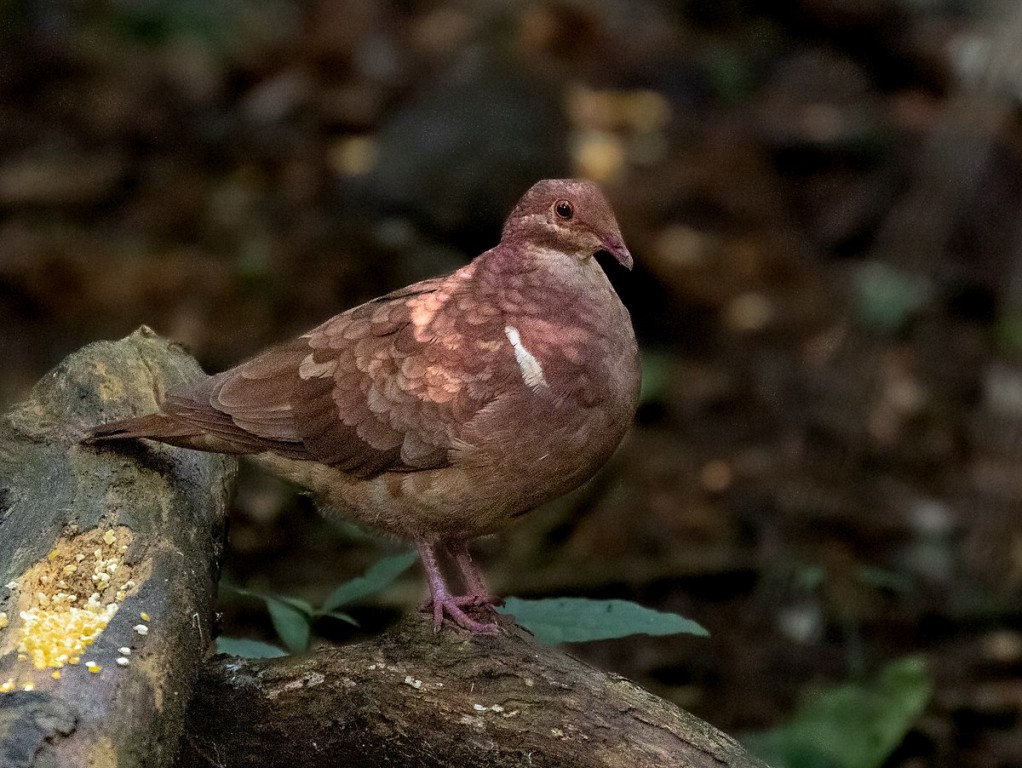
[482,242,619,318]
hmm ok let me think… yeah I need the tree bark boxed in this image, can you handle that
[0,327,236,768]
[178,615,768,768]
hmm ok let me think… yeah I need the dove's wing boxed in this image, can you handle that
[160,271,515,478]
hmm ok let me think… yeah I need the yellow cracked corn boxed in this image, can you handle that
[17,592,120,670]
[5,527,137,680]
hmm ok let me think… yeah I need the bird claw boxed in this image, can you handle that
[459,593,505,608]
[423,596,499,635]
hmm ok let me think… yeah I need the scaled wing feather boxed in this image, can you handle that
[158,277,508,477]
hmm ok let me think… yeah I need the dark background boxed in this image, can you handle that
[2,1,1021,765]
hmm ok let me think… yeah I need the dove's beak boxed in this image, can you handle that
[600,235,633,270]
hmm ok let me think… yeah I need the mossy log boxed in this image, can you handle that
[0,328,236,768]
[0,329,768,768]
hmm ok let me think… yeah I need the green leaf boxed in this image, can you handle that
[221,584,313,653]
[222,584,314,616]
[323,610,360,627]
[743,655,933,768]
[266,597,312,654]
[320,551,418,613]
[498,597,709,644]
[215,636,287,659]
[276,595,315,614]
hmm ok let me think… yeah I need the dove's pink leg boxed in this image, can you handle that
[445,541,504,607]
[417,541,498,634]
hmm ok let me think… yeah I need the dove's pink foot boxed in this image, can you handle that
[417,541,499,634]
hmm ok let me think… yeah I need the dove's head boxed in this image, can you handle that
[500,179,633,270]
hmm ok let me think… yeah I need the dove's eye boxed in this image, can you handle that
[554,200,574,220]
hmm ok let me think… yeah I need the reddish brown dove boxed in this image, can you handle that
[84,179,641,634]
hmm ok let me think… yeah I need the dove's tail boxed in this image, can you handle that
[83,413,208,448]
[83,409,267,455]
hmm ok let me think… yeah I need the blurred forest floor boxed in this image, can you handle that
[2,2,1022,766]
